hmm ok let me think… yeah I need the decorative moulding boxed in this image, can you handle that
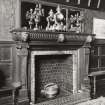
[11,29,95,46]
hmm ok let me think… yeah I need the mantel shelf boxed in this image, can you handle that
[11,29,95,46]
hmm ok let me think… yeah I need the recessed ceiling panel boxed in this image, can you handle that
[79,0,89,8]
[99,0,105,10]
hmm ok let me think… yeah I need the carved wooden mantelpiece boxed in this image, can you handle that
[11,29,95,105]
[11,29,95,46]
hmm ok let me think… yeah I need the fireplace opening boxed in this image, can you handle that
[35,54,73,103]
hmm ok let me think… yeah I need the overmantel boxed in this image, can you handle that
[11,28,95,47]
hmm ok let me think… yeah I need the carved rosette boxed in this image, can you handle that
[57,34,65,42]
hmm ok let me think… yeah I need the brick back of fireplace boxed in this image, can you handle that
[35,54,73,98]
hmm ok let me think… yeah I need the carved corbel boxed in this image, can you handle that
[12,31,29,42]
[16,43,29,56]
[11,29,29,56]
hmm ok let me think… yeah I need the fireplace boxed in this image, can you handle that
[11,29,94,105]
[31,50,79,104]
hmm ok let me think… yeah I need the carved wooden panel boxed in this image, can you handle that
[0,47,12,61]
[0,42,14,88]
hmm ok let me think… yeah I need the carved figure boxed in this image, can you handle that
[46,9,55,30]
[26,4,44,30]
[69,15,75,27]
[54,5,64,31]
[69,12,84,32]
[33,4,44,30]
[26,8,34,29]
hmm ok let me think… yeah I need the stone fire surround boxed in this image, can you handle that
[31,50,79,103]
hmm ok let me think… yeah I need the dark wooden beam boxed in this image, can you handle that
[90,0,99,9]
[88,0,91,7]
[41,0,105,11]
[77,0,80,5]
[97,0,101,8]
[66,0,70,2]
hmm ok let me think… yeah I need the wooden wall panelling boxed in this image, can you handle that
[0,42,14,87]
[0,41,29,105]
[0,41,16,105]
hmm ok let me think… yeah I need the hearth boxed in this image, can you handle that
[11,29,95,105]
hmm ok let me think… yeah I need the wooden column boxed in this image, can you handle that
[76,47,90,92]
[79,47,90,91]
[15,42,29,103]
